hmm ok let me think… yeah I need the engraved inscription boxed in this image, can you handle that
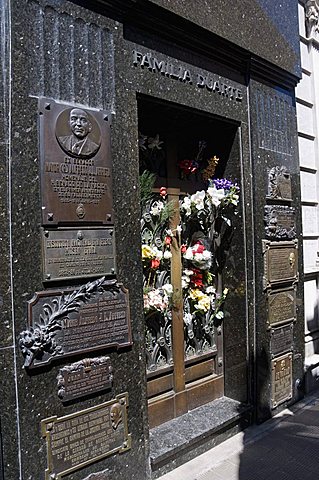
[264,205,296,239]
[57,357,113,402]
[39,98,113,225]
[267,287,296,326]
[271,353,292,408]
[20,279,131,368]
[41,394,131,480]
[270,324,294,357]
[263,240,298,289]
[42,228,115,281]
[267,166,292,201]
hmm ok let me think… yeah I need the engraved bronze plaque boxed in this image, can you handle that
[271,353,293,409]
[41,393,131,480]
[39,98,113,225]
[267,166,292,201]
[270,324,294,357]
[264,205,296,240]
[42,227,115,282]
[57,356,113,403]
[19,278,132,368]
[267,286,296,327]
[263,240,298,289]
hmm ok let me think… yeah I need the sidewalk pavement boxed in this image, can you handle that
[159,392,319,480]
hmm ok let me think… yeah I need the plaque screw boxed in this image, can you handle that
[77,231,83,240]
[106,214,112,222]
[46,274,51,280]
[218,359,223,367]
[111,268,115,274]
[120,398,125,405]
[47,213,54,221]
[104,115,109,122]
[122,441,127,448]
[44,230,49,237]
[45,102,51,110]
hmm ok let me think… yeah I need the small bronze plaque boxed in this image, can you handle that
[264,205,296,240]
[19,278,131,368]
[39,98,113,225]
[267,166,292,201]
[263,240,298,289]
[42,393,131,480]
[270,324,293,357]
[42,227,115,282]
[271,353,293,408]
[57,356,113,403]
[267,287,296,327]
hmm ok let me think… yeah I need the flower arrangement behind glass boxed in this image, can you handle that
[180,175,240,358]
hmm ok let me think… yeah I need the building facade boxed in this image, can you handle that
[0,1,307,479]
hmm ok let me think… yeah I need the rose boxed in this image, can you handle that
[181,244,187,253]
[160,187,167,198]
[165,236,172,245]
[151,259,160,269]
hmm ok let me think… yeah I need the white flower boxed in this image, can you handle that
[184,313,193,325]
[184,269,194,276]
[150,201,164,216]
[223,288,229,295]
[207,186,225,207]
[184,248,194,260]
[166,229,173,236]
[181,197,192,216]
[155,249,163,260]
[176,225,182,233]
[163,250,172,259]
[182,277,189,289]
[206,286,216,294]
[194,252,203,262]
[138,132,148,150]
[215,311,224,319]
[191,191,205,211]
[162,283,173,296]
[202,250,211,260]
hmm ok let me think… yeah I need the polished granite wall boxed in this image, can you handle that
[0,0,302,478]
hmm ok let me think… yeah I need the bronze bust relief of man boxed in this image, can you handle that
[57,108,100,158]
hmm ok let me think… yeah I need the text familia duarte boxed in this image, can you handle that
[133,50,243,102]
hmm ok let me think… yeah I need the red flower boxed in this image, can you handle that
[160,187,167,198]
[178,159,199,175]
[165,236,172,245]
[191,269,203,287]
[151,259,160,269]
[181,244,187,253]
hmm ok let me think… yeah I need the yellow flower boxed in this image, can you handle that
[195,295,210,312]
[142,245,154,259]
[189,289,205,301]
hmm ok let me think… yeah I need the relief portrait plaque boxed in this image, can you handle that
[42,227,115,282]
[267,286,297,327]
[41,393,131,480]
[264,205,296,240]
[270,324,294,358]
[263,240,298,289]
[39,98,113,225]
[19,278,132,368]
[271,353,293,409]
[57,356,113,403]
[267,166,292,201]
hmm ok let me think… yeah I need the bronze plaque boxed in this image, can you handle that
[267,286,296,327]
[42,393,131,480]
[57,356,113,403]
[267,166,292,201]
[19,278,132,368]
[263,240,298,289]
[42,227,115,282]
[264,205,296,240]
[39,98,113,225]
[271,353,293,408]
[270,324,294,357]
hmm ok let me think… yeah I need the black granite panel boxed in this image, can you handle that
[10,0,150,479]
[249,79,304,422]
[0,348,20,480]
[148,0,301,77]
[0,1,13,349]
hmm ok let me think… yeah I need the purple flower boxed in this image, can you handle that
[210,178,240,192]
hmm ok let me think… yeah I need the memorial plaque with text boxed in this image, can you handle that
[271,353,293,409]
[57,356,113,403]
[270,324,294,357]
[39,98,113,225]
[42,227,115,282]
[267,287,296,327]
[264,205,296,240]
[263,240,298,289]
[19,278,131,368]
[41,393,131,480]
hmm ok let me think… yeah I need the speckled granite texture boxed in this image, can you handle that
[0,0,303,479]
